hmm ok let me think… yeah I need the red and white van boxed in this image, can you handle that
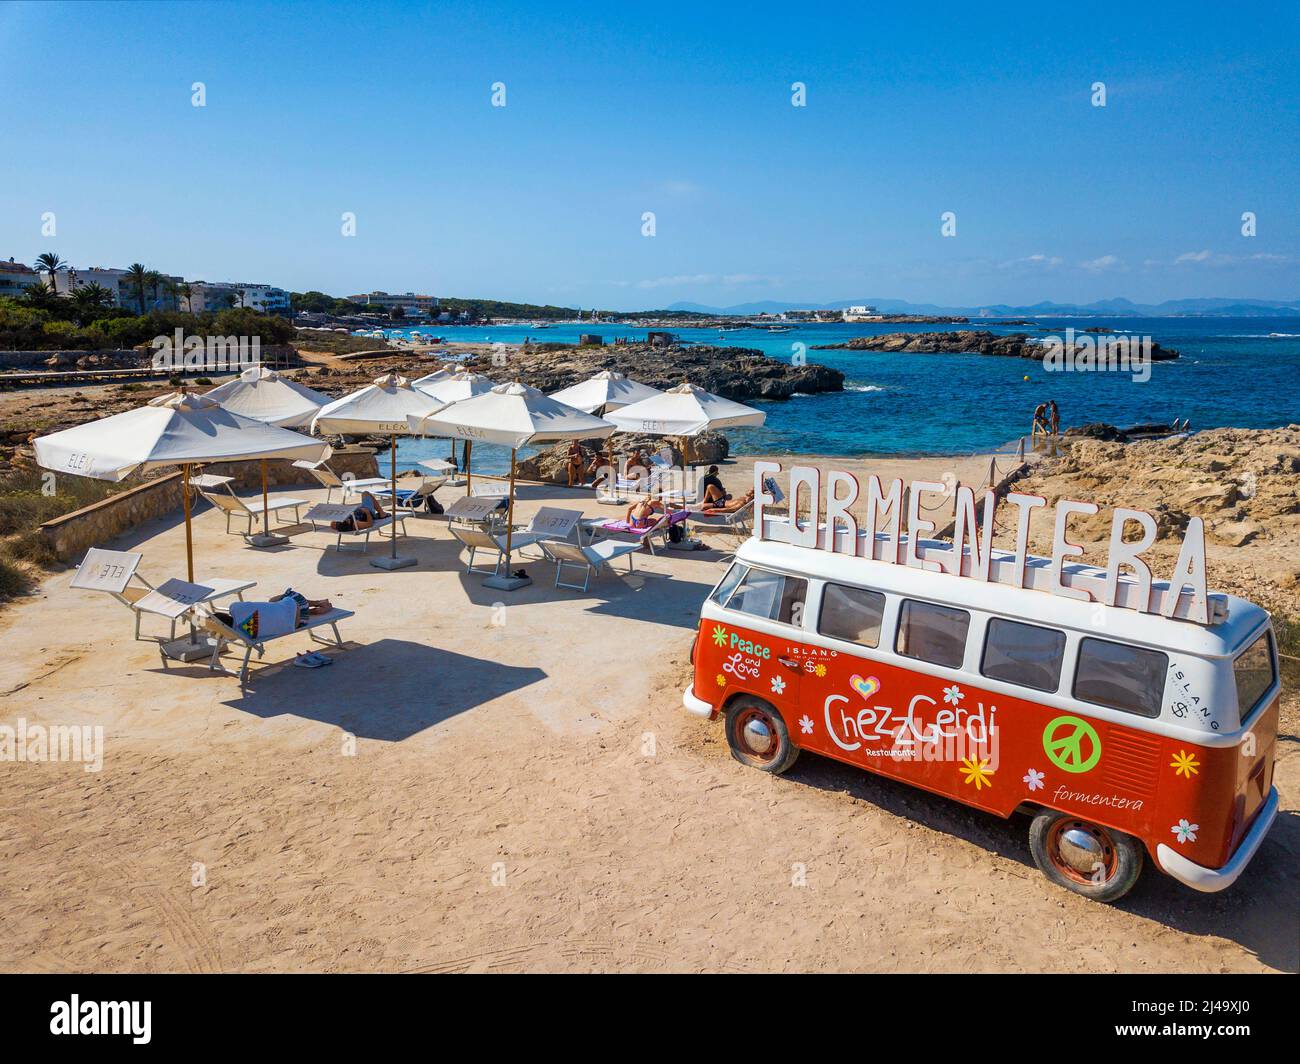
[684,526,1280,903]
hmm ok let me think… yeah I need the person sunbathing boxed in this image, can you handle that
[271,588,333,626]
[626,497,665,529]
[700,465,730,506]
[700,489,754,515]
[331,491,387,532]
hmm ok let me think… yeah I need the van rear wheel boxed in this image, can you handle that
[725,697,800,775]
[1029,810,1143,903]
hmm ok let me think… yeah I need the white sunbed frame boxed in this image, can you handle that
[197,606,355,684]
[542,539,641,592]
[292,460,391,504]
[449,506,586,576]
[305,504,410,553]
[197,481,308,537]
[70,547,255,641]
[369,474,449,513]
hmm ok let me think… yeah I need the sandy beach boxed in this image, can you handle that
[0,438,1294,974]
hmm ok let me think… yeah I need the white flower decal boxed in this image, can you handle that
[1171,819,1199,844]
[798,715,814,735]
[942,684,964,706]
[1023,768,1045,792]
[770,675,786,695]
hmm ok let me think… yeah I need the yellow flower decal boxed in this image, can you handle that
[813,663,827,678]
[715,673,727,688]
[711,624,728,648]
[1170,750,1200,778]
[959,758,995,791]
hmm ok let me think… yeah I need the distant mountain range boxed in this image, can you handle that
[664,297,1300,318]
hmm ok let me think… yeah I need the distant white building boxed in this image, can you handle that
[0,258,40,299]
[348,291,439,316]
[842,305,879,322]
[187,281,291,315]
[54,266,184,311]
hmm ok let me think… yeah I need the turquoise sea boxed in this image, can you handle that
[386,318,1300,475]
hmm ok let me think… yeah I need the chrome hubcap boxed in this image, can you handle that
[1057,827,1105,875]
[742,717,774,755]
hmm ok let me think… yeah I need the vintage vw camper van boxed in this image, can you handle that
[683,469,1281,903]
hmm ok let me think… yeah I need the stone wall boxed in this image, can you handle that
[0,350,139,369]
[38,446,380,562]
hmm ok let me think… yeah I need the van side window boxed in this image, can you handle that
[895,600,969,669]
[1233,631,1276,719]
[981,617,1066,693]
[819,583,886,648]
[709,563,749,607]
[1073,637,1167,718]
[724,567,807,627]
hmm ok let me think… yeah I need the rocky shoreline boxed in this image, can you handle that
[814,329,1180,361]
[452,341,844,401]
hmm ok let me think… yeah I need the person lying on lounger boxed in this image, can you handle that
[214,588,332,634]
[272,588,333,626]
[626,497,665,529]
[699,489,754,515]
[330,491,387,532]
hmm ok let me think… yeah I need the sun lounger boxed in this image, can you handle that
[687,498,756,536]
[292,460,390,504]
[370,474,449,513]
[449,506,585,574]
[584,509,689,555]
[542,539,641,592]
[196,480,308,537]
[70,547,255,640]
[198,605,354,683]
[445,494,507,531]
[304,503,409,552]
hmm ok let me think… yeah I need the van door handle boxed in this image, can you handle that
[778,657,800,670]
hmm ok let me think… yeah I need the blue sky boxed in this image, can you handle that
[1,0,1297,309]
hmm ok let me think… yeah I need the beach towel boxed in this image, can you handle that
[601,510,689,535]
[229,598,298,640]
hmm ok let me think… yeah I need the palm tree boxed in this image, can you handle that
[178,282,194,313]
[126,263,149,314]
[35,252,67,295]
[144,270,162,313]
[162,279,182,311]
[71,282,113,325]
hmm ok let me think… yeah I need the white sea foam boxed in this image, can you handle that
[846,384,885,392]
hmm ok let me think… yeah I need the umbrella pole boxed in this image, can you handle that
[370,433,416,570]
[250,457,289,547]
[465,440,473,495]
[182,462,194,583]
[482,446,530,591]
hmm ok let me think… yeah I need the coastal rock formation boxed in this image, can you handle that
[814,330,1180,361]
[991,424,1300,617]
[458,342,844,401]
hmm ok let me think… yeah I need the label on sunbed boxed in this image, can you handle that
[136,579,216,618]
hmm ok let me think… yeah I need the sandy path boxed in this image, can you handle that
[0,467,1294,973]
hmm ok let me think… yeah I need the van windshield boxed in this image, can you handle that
[1233,631,1276,721]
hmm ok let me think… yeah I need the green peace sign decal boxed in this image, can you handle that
[1042,715,1102,774]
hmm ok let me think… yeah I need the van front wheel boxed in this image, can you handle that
[1029,810,1143,903]
[725,697,800,775]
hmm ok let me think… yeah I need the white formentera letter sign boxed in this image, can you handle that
[752,462,1212,624]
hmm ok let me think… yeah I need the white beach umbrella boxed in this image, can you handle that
[604,381,765,436]
[408,381,614,589]
[548,370,663,414]
[549,371,665,496]
[411,366,456,388]
[413,369,496,477]
[34,390,331,656]
[204,366,333,545]
[203,365,331,428]
[312,371,448,570]
[414,369,496,404]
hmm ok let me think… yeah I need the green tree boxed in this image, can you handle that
[144,270,162,312]
[125,263,149,314]
[34,252,67,294]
